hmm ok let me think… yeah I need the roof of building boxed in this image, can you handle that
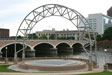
[0,28,9,30]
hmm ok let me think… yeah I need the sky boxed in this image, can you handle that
[0,0,112,36]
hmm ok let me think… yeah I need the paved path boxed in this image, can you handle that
[0,69,103,75]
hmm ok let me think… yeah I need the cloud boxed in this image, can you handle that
[0,3,33,17]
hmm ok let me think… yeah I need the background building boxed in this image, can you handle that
[36,28,84,40]
[0,28,9,40]
[107,7,112,17]
[87,13,112,35]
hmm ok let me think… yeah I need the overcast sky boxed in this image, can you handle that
[0,0,112,36]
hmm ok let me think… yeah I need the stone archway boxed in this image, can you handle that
[34,43,57,57]
[72,43,83,52]
[56,43,73,53]
[1,43,31,58]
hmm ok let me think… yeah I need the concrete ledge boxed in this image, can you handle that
[18,58,88,71]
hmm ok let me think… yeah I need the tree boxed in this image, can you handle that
[39,35,47,39]
[85,34,94,40]
[103,27,112,40]
[96,35,102,41]
[28,33,38,39]
[32,33,38,39]
[9,35,23,39]
[49,34,55,39]
[9,36,16,39]
[17,35,23,39]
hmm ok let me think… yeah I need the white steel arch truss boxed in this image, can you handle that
[14,4,97,68]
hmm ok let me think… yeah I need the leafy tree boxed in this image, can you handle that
[96,35,102,41]
[39,35,47,39]
[85,34,94,40]
[103,27,112,40]
[32,33,38,39]
[9,35,23,39]
[9,36,16,39]
[28,33,38,39]
[49,34,55,39]
[17,35,23,39]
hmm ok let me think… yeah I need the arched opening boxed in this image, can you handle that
[72,43,83,53]
[34,43,56,57]
[1,43,23,58]
[1,43,31,58]
[56,43,73,55]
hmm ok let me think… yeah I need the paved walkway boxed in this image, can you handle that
[0,69,103,75]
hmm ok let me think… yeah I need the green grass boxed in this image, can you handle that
[78,72,112,75]
[0,65,19,72]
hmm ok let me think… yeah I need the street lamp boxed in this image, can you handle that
[104,49,108,72]
[5,47,8,58]
[104,49,107,65]
[5,47,8,64]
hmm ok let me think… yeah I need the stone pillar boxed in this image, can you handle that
[88,63,93,71]
[0,50,2,58]
[50,48,57,54]
[58,47,73,53]
[65,47,73,53]
[103,64,108,72]
[41,48,57,54]
[25,50,35,57]
[37,48,57,57]
[14,58,18,64]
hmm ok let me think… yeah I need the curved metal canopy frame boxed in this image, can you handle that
[16,4,92,38]
[15,4,97,66]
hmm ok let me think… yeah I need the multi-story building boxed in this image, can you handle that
[87,13,112,35]
[0,28,9,40]
[107,7,112,17]
[36,29,84,40]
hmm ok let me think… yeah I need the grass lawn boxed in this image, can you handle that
[0,64,19,72]
[78,72,112,75]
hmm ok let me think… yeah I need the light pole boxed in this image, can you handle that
[104,49,107,65]
[5,47,7,59]
[5,47,8,64]
[104,49,108,72]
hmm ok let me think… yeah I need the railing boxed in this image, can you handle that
[0,39,88,42]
